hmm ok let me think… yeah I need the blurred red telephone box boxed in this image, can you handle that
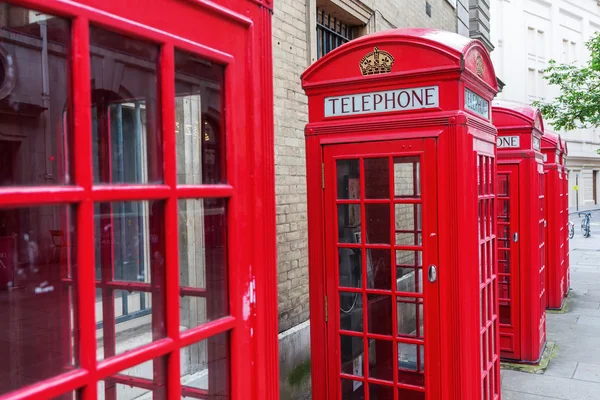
[541,132,566,310]
[560,139,571,295]
[492,100,547,363]
[302,29,501,400]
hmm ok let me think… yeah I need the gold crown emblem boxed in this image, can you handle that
[359,47,394,76]
[476,55,484,78]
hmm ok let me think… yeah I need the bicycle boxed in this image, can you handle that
[568,220,575,239]
[579,212,592,238]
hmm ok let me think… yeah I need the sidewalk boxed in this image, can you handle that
[501,230,600,399]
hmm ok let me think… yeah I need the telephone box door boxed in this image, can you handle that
[497,164,521,360]
[323,139,440,400]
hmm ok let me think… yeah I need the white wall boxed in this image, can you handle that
[490,0,600,209]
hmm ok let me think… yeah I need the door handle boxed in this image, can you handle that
[428,265,437,283]
[513,233,519,243]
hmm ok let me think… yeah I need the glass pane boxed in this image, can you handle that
[0,205,77,395]
[369,383,394,399]
[398,343,424,374]
[364,158,389,199]
[175,50,225,185]
[90,26,161,184]
[367,294,392,335]
[341,379,364,399]
[339,248,362,288]
[340,292,362,332]
[395,203,422,246]
[368,339,394,381]
[397,250,423,293]
[338,204,361,243]
[398,387,425,399]
[394,157,420,198]
[181,332,229,399]
[340,335,363,376]
[0,6,71,186]
[94,201,165,360]
[365,203,390,244]
[336,159,360,199]
[98,356,167,399]
[397,299,423,338]
[179,199,228,330]
[366,248,391,290]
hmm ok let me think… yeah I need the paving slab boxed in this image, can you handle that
[573,363,600,383]
[542,359,577,379]
[501,370,600,400]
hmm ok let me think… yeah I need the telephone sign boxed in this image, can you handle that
[497,135,520,148]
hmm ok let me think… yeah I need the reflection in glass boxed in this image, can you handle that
[340,291,362,332]
[0,6,71,186]
[368,339,394,381]
[339,248,362,288]
[394,157,420,198]
[369,384,394,399]
[338,204,361,244]
[179,198,228,330]
[94,201,166,360]
[98,356,167,400]
[366,248,391,290]
[89,26,161,184]
[397,299,423,338]
[181,332,230,399]
[336,159,360,200]
[0,205,77,395]
[397,250,423,293]
[175,50,225,185]
[340,335,363,376]
[395,203,422,246]
[365,203,390,244]
[364,158,389,199]
[341,379,364,399]
[367,294,392,335]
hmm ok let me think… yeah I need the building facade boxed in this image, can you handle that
[490,0,600,210]
[272,0,490,398]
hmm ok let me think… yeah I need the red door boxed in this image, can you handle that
[323,139,440,400]
[497,164,521,360]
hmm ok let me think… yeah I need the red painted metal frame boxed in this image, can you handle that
[559,139,570,296]
[0,1,278,399]
[302,28,500,400]
[492,101,547,364]
[541,132,566,310]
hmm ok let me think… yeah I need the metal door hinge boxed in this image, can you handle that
[322,163,325,189]
[325,295,328,322]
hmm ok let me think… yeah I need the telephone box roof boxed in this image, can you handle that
[542,130,560,149]
[492,100,544,132]
[301,28,497,92]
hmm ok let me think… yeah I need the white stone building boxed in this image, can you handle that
[490,0,600,210]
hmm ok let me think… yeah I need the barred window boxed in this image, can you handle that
[316,7,359,59]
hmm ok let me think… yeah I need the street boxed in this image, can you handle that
[501,209,600,399]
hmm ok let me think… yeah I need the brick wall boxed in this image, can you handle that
[274,0,458,333]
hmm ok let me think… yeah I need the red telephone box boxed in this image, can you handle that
[541,132,566,310]
[302,29,500,400]
[560,139,570,295]
[492,100,547,363]
[0,1,279,399]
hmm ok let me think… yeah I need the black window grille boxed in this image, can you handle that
[316,8,358,59]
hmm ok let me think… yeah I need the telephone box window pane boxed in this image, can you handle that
[0,7,72,186]
[181,332,230,399]
[397,299,423,338]
[337,159,360,199]
[338,204,361,243]
[364,158,389,199]
[366,248,391,290]
[175,50,225,185]
[397,250,423,293]
[179,199,228,330]
[94,201,166,360]
[340,291,362,332]
[369,384,394,399]
[340,335,363,377]
[339,247,362,288]
[395,203,422,246]
[367,294,392,335]
[393,157,420,198]
[0,205,77,395]
[397,342,424,375]
[89,26,161,184]
[365,203,390,244]
[98,356,167,399]
[341,379,364,399]
[368,339,394,381]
